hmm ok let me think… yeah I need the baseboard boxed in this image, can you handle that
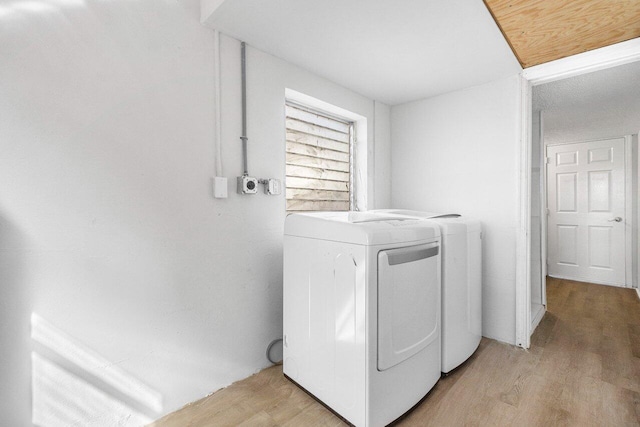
[636,288,640,300]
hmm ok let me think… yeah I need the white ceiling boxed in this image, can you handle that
[533,60,640,144]
[201,0,522,106]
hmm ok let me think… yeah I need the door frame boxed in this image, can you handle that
[539,111,547,307]
[515,38,640,349]
[544,136,633,287]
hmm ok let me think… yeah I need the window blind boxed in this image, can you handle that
[285,103,352,212]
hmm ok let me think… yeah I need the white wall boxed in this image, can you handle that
[533,60,640,145]
[0,1,387,424]
[391,75,521,344]
[530,111,543,308]
[374,101,392,208]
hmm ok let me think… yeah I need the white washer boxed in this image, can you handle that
[373,210,482,374]
[284,212,441,427]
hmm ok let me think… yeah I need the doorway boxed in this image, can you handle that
[527,59,640,338]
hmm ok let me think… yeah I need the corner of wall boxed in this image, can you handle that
[200,0,228,25]
[374,101,391,209]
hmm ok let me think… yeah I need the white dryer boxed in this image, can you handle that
[373,210,482,374]
[283,212,441,427]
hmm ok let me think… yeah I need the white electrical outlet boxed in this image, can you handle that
[214,177,228,198]
[266,179,282,195]
[237,176,258,194]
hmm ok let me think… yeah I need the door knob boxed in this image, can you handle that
[608,217,623,222]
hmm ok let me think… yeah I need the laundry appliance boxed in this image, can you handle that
[283,211,441,427]
[373,210,482,374]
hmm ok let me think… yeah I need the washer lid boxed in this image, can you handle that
[373,209,481,234]
[284,211,439,245]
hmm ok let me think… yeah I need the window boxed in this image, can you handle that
[285,103,353,212]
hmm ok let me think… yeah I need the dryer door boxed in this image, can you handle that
[378,243,440,371]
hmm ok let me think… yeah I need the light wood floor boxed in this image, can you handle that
[151,278,640,426]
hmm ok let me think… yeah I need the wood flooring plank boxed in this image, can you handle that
[280,403,345,427]
[469,397,518,427]
[568,349,602,380]
[511,373,570,427]
[236,411,278,427]
[562,373,602,425]
[529,311,558,349]
[600,381,640,426]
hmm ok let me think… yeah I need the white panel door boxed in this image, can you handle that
[546,138,626,286]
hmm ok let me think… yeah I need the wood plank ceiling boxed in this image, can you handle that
[484,0,640,68]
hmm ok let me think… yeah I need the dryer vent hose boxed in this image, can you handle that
[266,338,283,365]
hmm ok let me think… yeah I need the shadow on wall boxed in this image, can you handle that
[0,214,31,426]
[31,314,163,426]
[0,215,163,426]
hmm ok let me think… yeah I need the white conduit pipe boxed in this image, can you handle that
[213,30,223,176]
[240,41,248,176]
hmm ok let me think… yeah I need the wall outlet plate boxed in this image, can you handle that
[214,177,228,198]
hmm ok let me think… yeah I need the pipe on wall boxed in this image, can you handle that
[213,30,223,176]
[240,41,248,176]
